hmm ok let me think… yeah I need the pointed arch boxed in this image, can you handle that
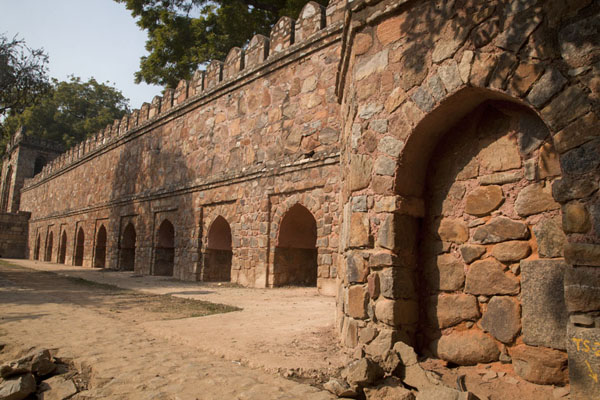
[273,203,317,286]
[74,227,85,266]
[203,216,232,282]
[58,230,67,264]
[44,230,54,262]
[94,225,107,268]
[119,223,136,271]
[154,219,175,276]
[33,233,41,260]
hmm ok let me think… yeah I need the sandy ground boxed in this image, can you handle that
[4,258,350,380]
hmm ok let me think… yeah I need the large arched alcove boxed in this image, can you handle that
[273,203,318,286]
[94,225,107,268]
[33,233,41,260]
[203,216,232,282]
[154,219,175,276]
[394,91,568,382]
[58,230,67,264]
[33,156,47,176]
[74,227,85,266]
[119,223,136,271]
[44,231,53,262]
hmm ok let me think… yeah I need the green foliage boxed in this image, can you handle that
[0,33,50,117]
[1,77,130,152]
[116,0,328,88]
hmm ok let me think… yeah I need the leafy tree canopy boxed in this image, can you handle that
[116,0,327,88]
[0,33,50,118]
[1,76,130,153]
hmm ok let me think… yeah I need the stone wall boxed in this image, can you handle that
[336,0,600,397]
[19,0,346,294]
[0,212,30,258]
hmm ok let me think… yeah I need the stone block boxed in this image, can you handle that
[479,135,521,173]
[349,154,373,191]
[563,202,591,233]
[553,112,599,154]
[565,266,600,312]
[356,49,389,81]
[0,373,36,400]
[538,142,561,178]
[437,218,468,244]
[433,330,500,365]
[375,298,418,327]
[560,139,600,175]
[374,156,396,176]
[269,16,294,54]
[368,272,380,299]
[515,183,560,217]
[552,177,597,202]
[465,258,520,296]
[425,254,465,292]
[541,86,591,131]
[559,13,600,69]
[38,375,78,400]
[364,378,415,400]
[526,68,567,108]
[565,243,600,267]
[481,296,521,343]
[365,329,398,361]
[491,241,531,262]
[533,217,566,258]
[349,213,370,248]
[521,259,568,350]
[473,216,529,244]
[380,267,415,300]
[479,170,522,185]
[517,111,549,156]
[567,325,600,399]
[459,244,486,264]
[348,285,369,319]
[465,185,504,216]
[510,345,568,385]
[426,293,480,329]
[347,253,369,283]
[342,358,384,388]
[510,62,544,97]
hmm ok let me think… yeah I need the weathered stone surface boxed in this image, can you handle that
[567,325,600,400]
[481,296,521,343]
[427,294,480,329]
[437,218,468,243]
[399,47,429,90]
[510,63,544,96]
[374,156,396,176]
[0,349,55,379]
[517,110,549,155]
[560,139,600,175]
[565,243,600,267]
[367,272,380,299]
[365,329,397,361]
[553,112,599,154]
[354,33,373,56]
[0,373,36,400]
[515,183,560,217]
[495,10,542,52]
[384,87,407,113]
[342,358,384,388]
[349,213,370,248]
[415,386,474,400]
[465,259,520,295]
[511,345,568,385]
[380,267,415,299]
[356,50,389,81]
[533,217,566,258]
[479,136,521,173]
[375,298,418,326]
[521,259,568,350]
[473,216,529,244]
[559,14,600,69]
[348,285,369,319]
[350,154,372,191]
[363,378,415,400]
[526,68,567,108]
[541,86,591,131]
[563,202,591,233]
[491,241,530,262]
[38,375,78,400]
[479,170,522,185]
[376,14,409,45]
[565,265,600,312]
[459,244,486,264]
[538,142,561,178]
[324,378,357,398]
[347,254,369,283]
[552,177,597,202]
[465,185,504,216]
[438,61,462,93]
[378,136,404,158]
[425,254,465,292]
[434,330,500,365]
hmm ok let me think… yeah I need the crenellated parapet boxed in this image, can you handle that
[22,0,345,189]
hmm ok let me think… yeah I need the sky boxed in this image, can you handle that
[0,0,163,109]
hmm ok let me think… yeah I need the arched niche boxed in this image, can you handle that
[44,231,53,262]
[154,219,175,276]
[119,223,136,271]
[94,225,107,268]
[203,216,232,282]
[273,203,318,286]
[74,227,85,266]
[58,230,67,264]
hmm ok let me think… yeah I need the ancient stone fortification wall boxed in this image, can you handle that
[0,212,30,258]
[336,0,599,397]
[20,0,345,294]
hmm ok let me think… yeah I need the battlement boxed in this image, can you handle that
[22,0,344,189]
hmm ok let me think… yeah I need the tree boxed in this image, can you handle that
[116,0,327,88]
[1,76,130,152]
[0,33,50,118]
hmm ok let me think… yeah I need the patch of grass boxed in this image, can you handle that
[141,294,241,319]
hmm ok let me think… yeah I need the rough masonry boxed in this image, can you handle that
[1,0,599,397]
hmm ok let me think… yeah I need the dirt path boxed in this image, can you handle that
[0,261,336,399]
